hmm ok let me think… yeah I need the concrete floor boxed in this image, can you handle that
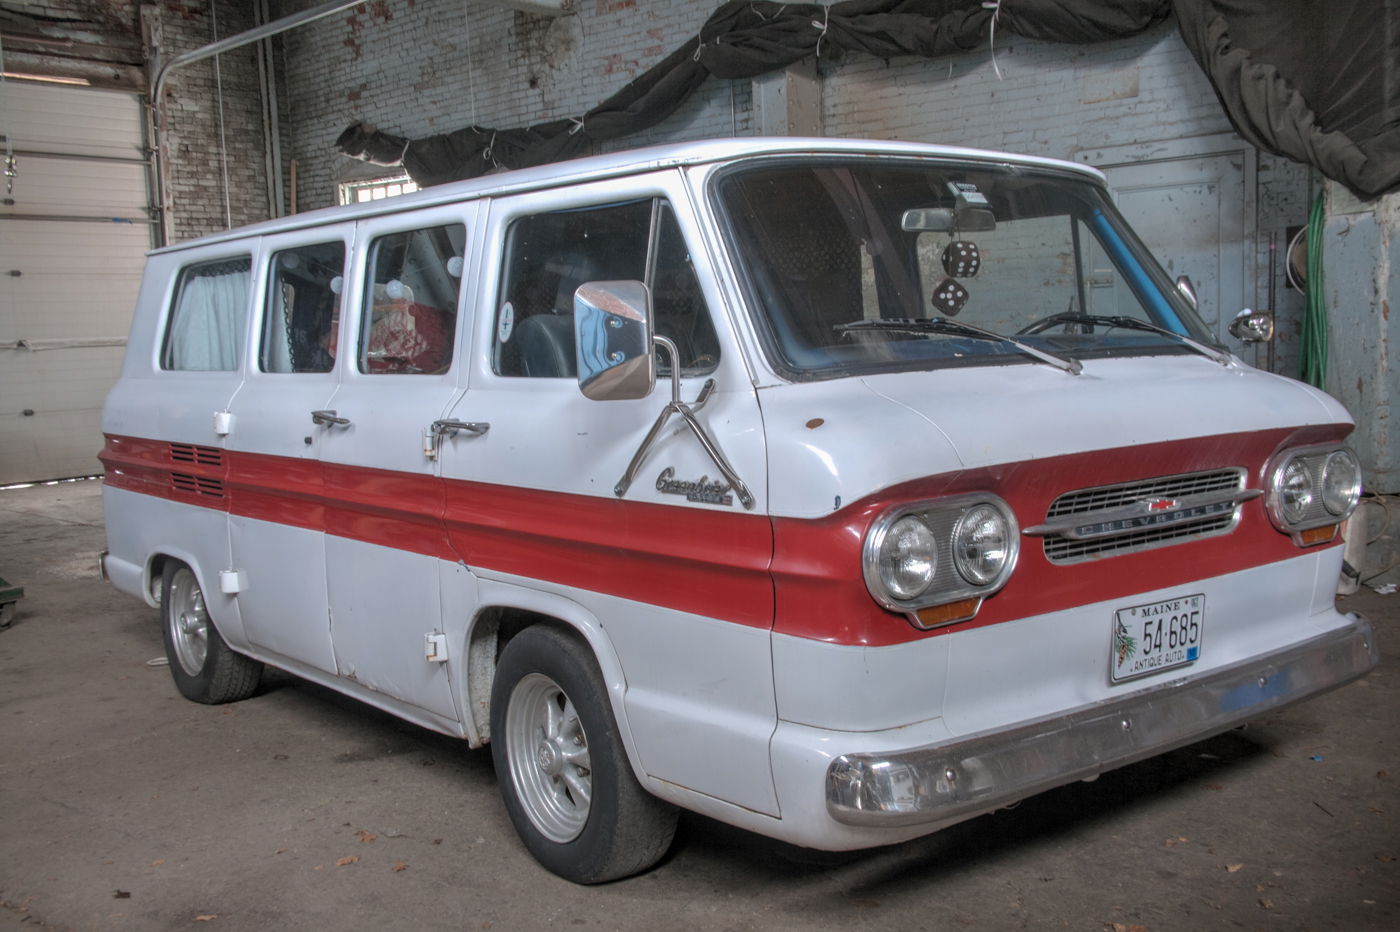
[1,479,1396,931]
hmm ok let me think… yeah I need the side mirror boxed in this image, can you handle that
[1175,275,1199,310]
[574,281,655,401]
[1227,308,1275,343]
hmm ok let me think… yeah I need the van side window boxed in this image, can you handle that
[495,200,719,378]
[161,256,251,371]
[260,242,345,373]
[358,223,467,374]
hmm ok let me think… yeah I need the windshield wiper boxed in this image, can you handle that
[1019,313,1232,367]
[836,317,1083,375]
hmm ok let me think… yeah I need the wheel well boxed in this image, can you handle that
[466,606,580,745]
[147,553,172,604]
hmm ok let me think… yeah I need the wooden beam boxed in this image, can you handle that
[0,49,145,91]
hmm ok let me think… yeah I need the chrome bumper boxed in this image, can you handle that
[827,615,1377,827]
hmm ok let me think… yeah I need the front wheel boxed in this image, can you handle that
[161,561,262,704]
[490,625,678,883]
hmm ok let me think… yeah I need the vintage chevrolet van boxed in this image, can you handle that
[100,137,1375,883]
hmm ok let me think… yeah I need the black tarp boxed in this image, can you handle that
[336,0,1399,198]
[1173,0,1399,199]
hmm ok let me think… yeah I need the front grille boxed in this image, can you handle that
[1043,468,1245,563]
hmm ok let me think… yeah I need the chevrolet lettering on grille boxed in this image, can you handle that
[1024,488,1263,542]
[1069,500,1236,540]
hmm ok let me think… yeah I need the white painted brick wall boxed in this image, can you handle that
[158,0,269,242]
[278,0,748,208]
[823,25,1230,160]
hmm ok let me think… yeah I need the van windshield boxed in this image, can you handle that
[713,159,1220,379]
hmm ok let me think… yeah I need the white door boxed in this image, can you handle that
[320,205,477,723]
[442,182,779,815]
[0,83,151,483]
[1078,135,1257,359]
[224,231,351,673]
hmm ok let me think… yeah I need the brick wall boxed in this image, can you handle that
[153,1,270,242]
[273,0,749,210]
[823,26,1228,157]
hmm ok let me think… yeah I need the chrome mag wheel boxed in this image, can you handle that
[504,672,593,843]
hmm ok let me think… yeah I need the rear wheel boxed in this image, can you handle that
[161,562,262,704]
[490,625,678,883]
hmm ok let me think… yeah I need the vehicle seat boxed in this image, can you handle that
[514,312,576,378]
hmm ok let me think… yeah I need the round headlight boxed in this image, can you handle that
[1279,458,1314,524]
[1321,450,1361,516]
[878,515,937,601]
[953,503,1012,586]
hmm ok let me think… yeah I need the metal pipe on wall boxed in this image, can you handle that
[254,0,285,220]
[146,0,575,243]
[148,0,365,245]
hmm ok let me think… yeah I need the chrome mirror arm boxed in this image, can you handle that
[613,337,755,510]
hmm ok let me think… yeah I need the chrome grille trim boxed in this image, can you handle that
[1039,468,1248,564]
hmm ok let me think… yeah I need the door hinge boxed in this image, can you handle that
[425,632,450,663]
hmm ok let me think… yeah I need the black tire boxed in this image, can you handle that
[160,561,262,704]
[490,625,678,883]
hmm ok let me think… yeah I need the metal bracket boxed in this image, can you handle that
[614,336,755,510]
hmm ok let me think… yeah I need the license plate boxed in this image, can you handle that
[1111,594,1205,683]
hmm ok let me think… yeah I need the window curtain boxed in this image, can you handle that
[168,260,249,371]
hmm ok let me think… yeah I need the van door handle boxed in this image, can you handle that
[311,409,351,427]
[432,419,489,438]
[424,419,489,460]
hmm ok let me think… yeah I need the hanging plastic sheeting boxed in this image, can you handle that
[337,0,1398,198]
[1174,0,1400,200]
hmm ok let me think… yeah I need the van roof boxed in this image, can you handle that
[154,136,1107,254]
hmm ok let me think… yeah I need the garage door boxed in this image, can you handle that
[1,82,151,485]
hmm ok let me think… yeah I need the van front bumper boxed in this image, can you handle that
[826,615,1377,827]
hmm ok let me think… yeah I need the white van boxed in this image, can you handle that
[101,137,1375,883]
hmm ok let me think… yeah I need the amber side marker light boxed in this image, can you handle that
[914,597,984,629]
[1298,525,1338,547]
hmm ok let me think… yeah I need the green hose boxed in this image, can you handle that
[1299,189,1327,388]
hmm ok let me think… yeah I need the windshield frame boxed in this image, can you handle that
[706,154,1222,383]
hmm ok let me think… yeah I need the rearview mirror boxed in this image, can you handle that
[574,281,656,401]
[901,206,997,233]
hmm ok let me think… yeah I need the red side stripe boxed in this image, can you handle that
[102,422,1347,647]
[100,434,776,629]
